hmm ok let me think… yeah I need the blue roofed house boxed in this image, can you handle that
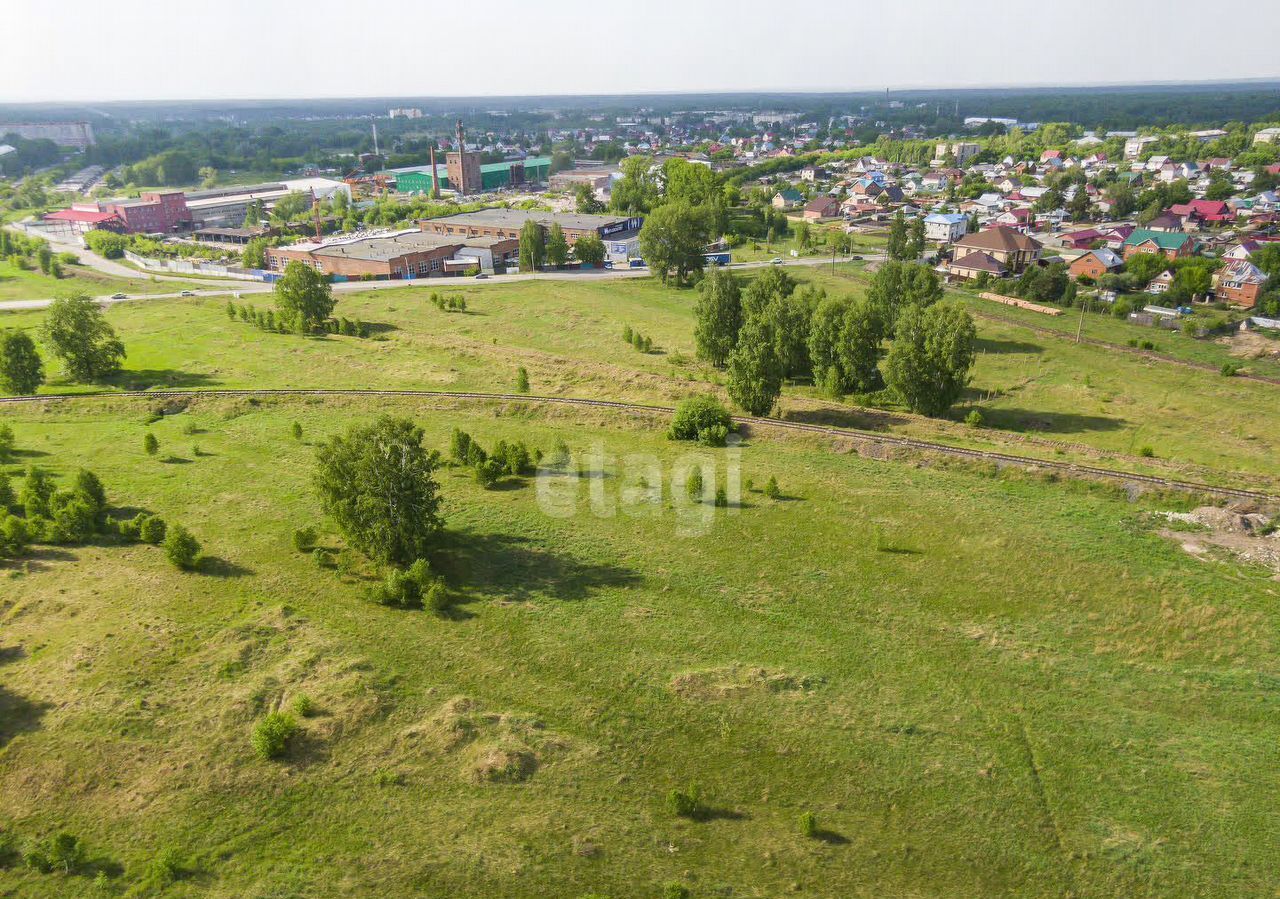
[924,212,969,243]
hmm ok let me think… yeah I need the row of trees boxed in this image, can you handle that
[517,220,606,271]
[694,263,976,417]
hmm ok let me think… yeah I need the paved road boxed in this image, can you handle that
[0,254,878,311]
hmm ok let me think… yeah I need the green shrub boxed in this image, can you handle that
[685,468,704,502]
[144,846,184,888]
[516,366,530,393]
[965,410,984,428]
[474,458,504,488]
[0,424,13,463]
[1138,445,1155,458]
[48,493,96,544]
[292,526,318,552]
[251,712,298,760]
[24,832,85,874]
[143,432,159,456]
[1221,362,1241,377]
[763,476,781,499]
[799,811,818,838]
[139,514,167,545]
[667,785,701,818]
[370,558,446,610]
[545,437,571,469]
[291,421,303,440]
[164,524,201,570]
[314,548,335,569]
[714,487,728,507]
[292,694,316,718]
[662,885,691,899]
[668,395,734,446]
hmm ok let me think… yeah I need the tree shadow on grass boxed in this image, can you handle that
[692,806,749,823]
[972,407,1125,435]
[104,369,221,391]
[362,321,399,336]
[974,336,1045,355]
[783,406,901,434]
[198,556,254,578]
[810,828,850,845]
[0,684,51,749]
[433,530,642,603]
[0,645,25,666]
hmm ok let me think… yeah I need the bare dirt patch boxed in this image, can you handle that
[1157,505,1280,575]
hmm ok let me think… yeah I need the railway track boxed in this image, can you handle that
[0,387,1271,502]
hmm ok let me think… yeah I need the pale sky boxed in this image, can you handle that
[5,0,1280,103]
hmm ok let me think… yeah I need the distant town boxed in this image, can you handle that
[3,89,1278,330]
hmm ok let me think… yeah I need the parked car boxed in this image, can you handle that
[110,292,127,299]
[180,290,195,297]
[770,258,783,265]
[474,272,489,279]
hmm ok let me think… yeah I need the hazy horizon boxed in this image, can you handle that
[7,0,1280,104]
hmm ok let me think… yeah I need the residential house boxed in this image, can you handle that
[923,212,969,243]
[1253,127,1280,145]
[950,226,1043,274]
[1059,228,1108,250]
[1122,228,1193,260]
[1213,260,1269,308]
[1146,270,1175,294]
[772,188,804,209]
[1224,240,1263,260]
[994,207,1033,231]
[803,195,841,221]
[920,172,950,192]
[946,251,1006,281]
[1068,248,1124,281]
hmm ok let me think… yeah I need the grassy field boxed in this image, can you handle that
[1,265,1277,489]
[0,395,1277,897]
[0,258,176,302]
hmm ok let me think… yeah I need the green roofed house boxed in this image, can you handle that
[391,157,551,195]
[1121,228,1194,261]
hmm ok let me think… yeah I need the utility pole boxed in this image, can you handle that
[1075,291,1089,343]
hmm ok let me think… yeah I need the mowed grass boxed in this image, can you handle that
[0,258,174,302]
[0,396,1277,897]
[4,267,1279,489]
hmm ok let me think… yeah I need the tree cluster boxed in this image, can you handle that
[694,263,975,417]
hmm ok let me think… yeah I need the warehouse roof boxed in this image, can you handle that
[428,208,632,232]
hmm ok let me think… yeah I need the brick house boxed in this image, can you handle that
[1068,249,1124,281]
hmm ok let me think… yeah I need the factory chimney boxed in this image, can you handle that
[429,143,440,199]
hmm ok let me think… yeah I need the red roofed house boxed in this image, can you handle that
[1060,228,1107,250]
[803,195,841,221]
[1168,199,1233,228]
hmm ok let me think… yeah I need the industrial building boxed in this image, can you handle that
[422,208,643,262]
[264,228,519,280]
[42,178,351,235]
[392,157,551,195]
[423,208,639,242]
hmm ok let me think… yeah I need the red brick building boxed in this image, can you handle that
[59,191,192,234]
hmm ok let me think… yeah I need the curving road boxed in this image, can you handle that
[0,387,1268,502]
[0,254,876,312]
